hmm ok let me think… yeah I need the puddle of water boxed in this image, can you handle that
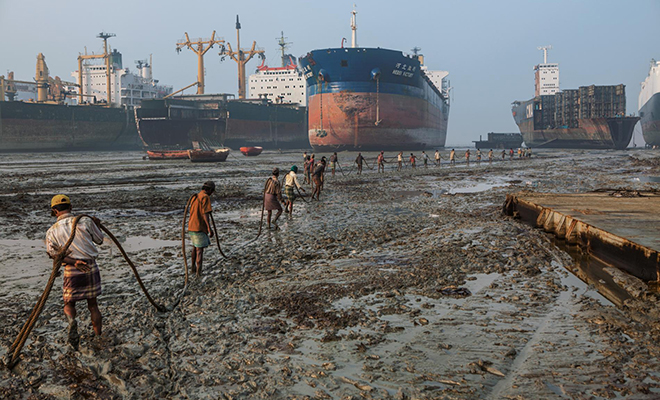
[633,176,660,183]
[449,182,500,194]
[120,236,180,252]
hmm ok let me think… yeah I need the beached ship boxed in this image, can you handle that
[512,47,638,150]
[473,133,523,149]
[136,21,308,150]
[0,34,171,152]
[298,9,450,151]
[639,59,660,148]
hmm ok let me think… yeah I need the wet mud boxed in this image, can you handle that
[1,149,660,399]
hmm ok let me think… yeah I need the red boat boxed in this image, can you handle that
[146,150,190,160]
[188,148,230,162]
[239,146,263,156]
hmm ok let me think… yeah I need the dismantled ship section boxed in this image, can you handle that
[512,85,638,150]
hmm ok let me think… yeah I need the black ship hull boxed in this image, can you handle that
[136,96,309,150]
[0,101,140,152]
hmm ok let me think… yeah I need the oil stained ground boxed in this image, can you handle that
[0,149,660,399]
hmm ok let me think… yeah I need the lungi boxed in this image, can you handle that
[189,231,210,248]
[284,185,296,201]
[264,193,282,211]
[62,261,102,302]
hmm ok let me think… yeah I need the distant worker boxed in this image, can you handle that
[517,148,523,158]
[187,181,215,277]
[434,149,441,167]
[302,151,308,164]
[284,166,305,214]
[355,152,365,175]
[465,149,470,166]
[46,195,104,349]
[528,148,532,158]
[421,151,430,168]
[311,158,327,200]
[409,153,417,169]
[450,149,456,165]
[476,149,482,165]
[303,156,311,184]
[330,152,338,177]
[377,151,387,173]
[509,148,514,161]
[501,149,506,160]
[397,151,404,171]
[264,168,284,230]
[488,149,493,163]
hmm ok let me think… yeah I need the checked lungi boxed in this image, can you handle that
[62,261,102,302]
[284,185,296,201]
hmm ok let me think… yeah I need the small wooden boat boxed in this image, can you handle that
[188,148,230,162]
[146,150,190,160]
[239,146,263,156]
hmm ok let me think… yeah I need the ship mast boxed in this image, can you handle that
[351,6,358,48]
[222,15,264,99]
[277,31,292,67]
[176,31,224,95]
[537,45,552,64]
[76,33,115,106]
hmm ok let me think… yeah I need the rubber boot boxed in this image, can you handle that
[67,316,79,350]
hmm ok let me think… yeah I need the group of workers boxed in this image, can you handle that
[43,145,538,350]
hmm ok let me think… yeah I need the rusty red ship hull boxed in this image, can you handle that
[299,48,450,151]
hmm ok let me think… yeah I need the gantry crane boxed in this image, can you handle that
[176,31,224,95]
[221,15,264,99]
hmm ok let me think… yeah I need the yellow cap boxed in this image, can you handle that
[50,194,71,208]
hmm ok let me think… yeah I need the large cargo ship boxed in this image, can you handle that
[135,95,308,149]
[639,59,660,148]
[298,10,450,151]
[0,51,143,152]
[512,47,638,150]
[136,21,308,150]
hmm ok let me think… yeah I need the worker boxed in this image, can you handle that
[488,149,493,163]
[264,168,284,230]
[355,152,365,175]
[465,149,470,166]
[518,148,523,158]
[509,148,514,160]
[46,195,104,349]
[311,158,327,200]
[450,149,456,165]
[409,153,417,168]
[501,149,506,160]
[476,149,482,165]
[303,156,311,184]
[302,151,307,163]
[377,151,386,173]
[284,165,305,214]
[330,152,338,177]
[421,151,430,168]
[188,181,215,277]
[307,154,315,185]
[434,149,441,167]
[528,148,532,158]
[397,151,404,171]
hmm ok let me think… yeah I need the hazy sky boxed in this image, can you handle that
[1,0,658,146]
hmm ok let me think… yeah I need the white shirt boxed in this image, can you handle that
[46,213,104,260]
[285,171,302,189]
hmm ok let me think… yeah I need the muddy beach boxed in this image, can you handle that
[1,149,659,399]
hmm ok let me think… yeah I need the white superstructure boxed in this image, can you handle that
[639,59,660,110]
[248,62,306,106]
[534,46,559,96]
[71,50,172,107]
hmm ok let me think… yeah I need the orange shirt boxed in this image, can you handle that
[188,191,212,233]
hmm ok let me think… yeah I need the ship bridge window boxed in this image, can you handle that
[341,60,348,67]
